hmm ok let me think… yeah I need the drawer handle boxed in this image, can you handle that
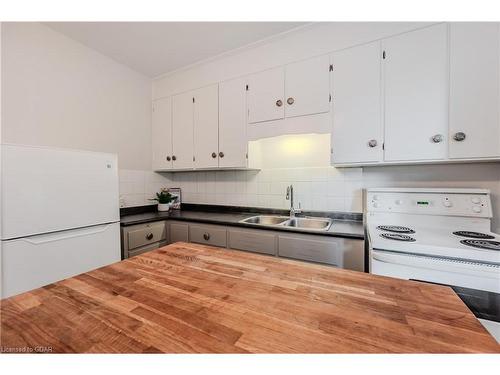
[146,233,154,240]
[203,233,210,241]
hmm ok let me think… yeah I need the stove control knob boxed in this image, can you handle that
[372,202,379,208]
[443,200,452,208]
[372,195,379,201]
[471,197,481,204]
[395,199,403,205]
[472,206,482,213]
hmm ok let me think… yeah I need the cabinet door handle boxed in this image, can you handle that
[275,99,283,107]
[172,155,177,161]
[431,134,443,143]
[146,233,154,241]
[166,156,171,161]
[203,233,210,241]
[367,139,378,148]
[453,132,466,142]
[287,97,295,105]
[211,152,217,158]
[219,151,224,158]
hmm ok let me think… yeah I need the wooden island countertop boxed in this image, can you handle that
[1,242,499,353]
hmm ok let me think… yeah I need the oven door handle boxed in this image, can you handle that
[372,250,500,274]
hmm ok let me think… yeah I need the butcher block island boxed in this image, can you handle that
[1,242,499,353]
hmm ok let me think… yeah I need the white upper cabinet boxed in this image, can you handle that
[247,67,285,124]
[152,96,173,171]
[383,23,449,162]
[331,41,383,164]
[172,91,194,169]
[193,84,219,169]
[247,55,331,125]
[284,55,331,118]
[449,23,500,159]
[219,77,248,168]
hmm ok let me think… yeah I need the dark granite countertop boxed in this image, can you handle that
[120,204,365,240]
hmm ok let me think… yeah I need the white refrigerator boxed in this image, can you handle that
[1,144,121,298]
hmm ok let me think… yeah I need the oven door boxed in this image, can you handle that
[371,249,500,293]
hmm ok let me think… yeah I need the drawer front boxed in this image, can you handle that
[127,240,167,258]
[189,224,227,247]
[169,222,189,243]
[127,222,167,250]
[278,235,341,266]
[228,228,276,255]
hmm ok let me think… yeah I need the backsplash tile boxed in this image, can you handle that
[157,166,364,212]
[119,169,171,208]
[119,163,500,234]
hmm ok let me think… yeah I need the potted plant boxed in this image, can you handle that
[150,189,174,212]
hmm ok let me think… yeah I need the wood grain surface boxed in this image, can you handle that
[1,242,499,353]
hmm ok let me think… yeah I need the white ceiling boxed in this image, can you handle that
[45,22,306,77]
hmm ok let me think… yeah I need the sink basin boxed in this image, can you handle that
[241,215,289,225]
[282,217,332,231]
[240,215,332,231]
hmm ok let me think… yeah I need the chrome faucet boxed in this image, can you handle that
[286,185,302,218]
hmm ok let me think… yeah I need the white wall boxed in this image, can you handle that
[153,22,432,98]
[1,22,152,170]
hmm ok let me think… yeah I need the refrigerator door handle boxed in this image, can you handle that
[17,223,116,245]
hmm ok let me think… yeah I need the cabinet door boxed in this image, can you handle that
[449,23,500,159]
[152,97,173,170]
[169,222,189,243]
[193,84,219,169]
[331,42,382,164]
[383,23,448,161]
[247,67,285,124]
[219,77,247,168]
[285,55,330,118]
[172,91,194,169]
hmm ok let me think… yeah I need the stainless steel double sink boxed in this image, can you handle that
[240,215,332,231]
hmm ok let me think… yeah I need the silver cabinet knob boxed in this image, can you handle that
[287,97,294,105]
[203,233,210,241]
[367,139,378,148]
[219,151,224,158]
[166,156,171,161]
[275,99,283,107]
[211,152,217,158]
[146,233,154,241]
[431,134,443,143]
[453,132,466,142]
[172,155,177,161]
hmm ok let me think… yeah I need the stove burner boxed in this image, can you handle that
[460,239,500,251]
[453,231,495,240]
[380,233,416,242]
[376,225,415,234]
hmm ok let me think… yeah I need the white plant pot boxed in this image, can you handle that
[157,203,170,212]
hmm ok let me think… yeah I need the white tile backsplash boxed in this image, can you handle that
[119,169,172,208]
[160,167,361,212]
[119,163,500,234]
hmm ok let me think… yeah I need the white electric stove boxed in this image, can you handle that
[366,188,500,342]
